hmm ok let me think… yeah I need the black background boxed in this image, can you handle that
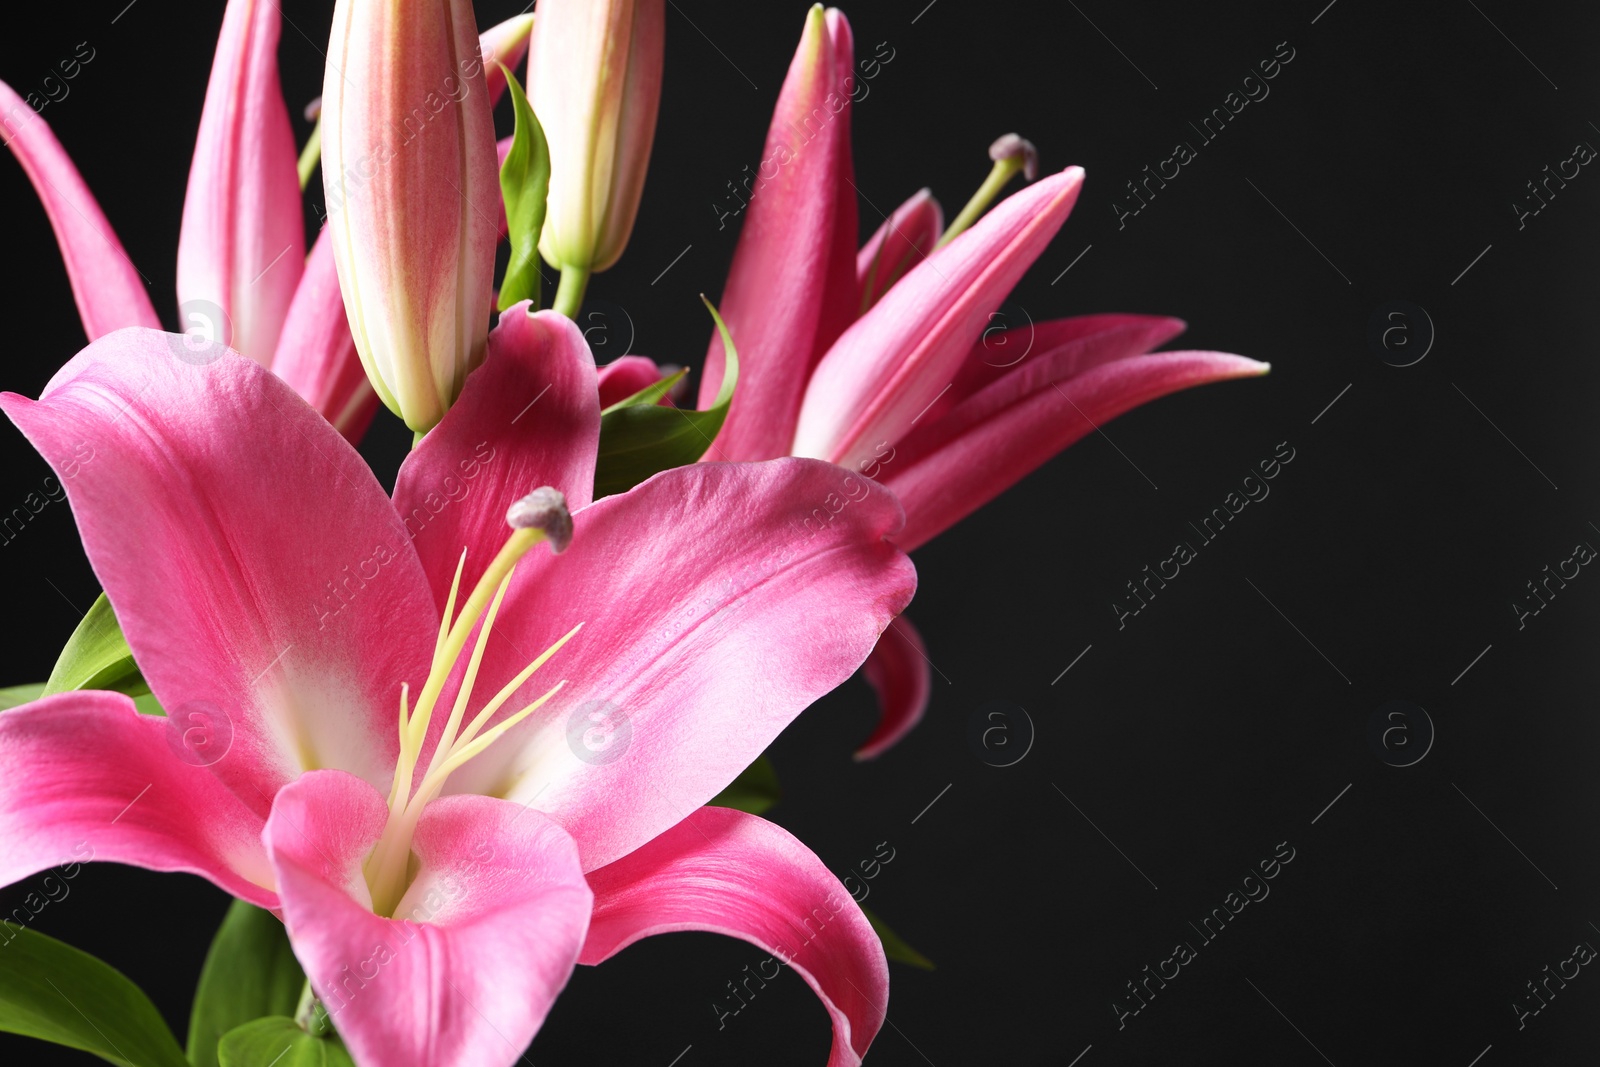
[3,0,1598,1063]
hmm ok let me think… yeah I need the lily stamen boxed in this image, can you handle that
[366,488,579,915]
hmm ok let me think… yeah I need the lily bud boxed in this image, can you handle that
[529,0,665,276]
[321,0,500,434]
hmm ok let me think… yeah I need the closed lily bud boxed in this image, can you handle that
[530,0,664,279]
[321,0,500,434]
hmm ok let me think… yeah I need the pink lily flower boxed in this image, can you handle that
[0,309,913,1066]
[0,0,532,442]
[688,6,1270,757]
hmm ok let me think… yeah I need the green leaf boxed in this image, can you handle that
[217,1019,354,1067]
[708,756,781,815]
[0,921,189,1067]
[43,593,146,698]
[187,902,306,1067]
[600,367,688,415]
[593,297,739,497]
[495,63,550,313]
[862,907,934,970]
[0,683,45,710]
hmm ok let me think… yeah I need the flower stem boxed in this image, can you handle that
[551,264,590,319]
[937,156,1025,248]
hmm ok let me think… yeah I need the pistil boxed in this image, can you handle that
[937,133,1039,248]
[365,488,579,916]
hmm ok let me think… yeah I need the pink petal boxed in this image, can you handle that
[854,616,930,760]
[1,329,439,814]
[441,458,916,871]
[596,355,667,408]
[793,167,1085,470]
[0,693,275,907]
[944,312,1187,414]
[394,308,599,612]
[856,188,942,313]
[177,0,305,366]
[480,14,535,104]
[897,312,1188,457]
[885,350,1271,550]
[271,227,378,442]
[583,806,887,1067]
[697,7,860,461]
[266,771,591,1067]
[0,79,159,339]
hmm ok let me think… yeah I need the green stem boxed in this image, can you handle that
[937,157,1024,248]
[412,427,427,449]
[297,118,322,191]
[551,264,591,319]
[295,978,331,1037]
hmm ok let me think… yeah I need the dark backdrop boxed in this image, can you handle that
[3,1,1597,1063]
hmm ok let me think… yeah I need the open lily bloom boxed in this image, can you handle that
[0,0,532,443]
[678,6,1271,757]
[0,309,913,1066]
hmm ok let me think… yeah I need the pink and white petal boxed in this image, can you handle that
[272,227,378,443]
[177,0,305,366]
[793,168,1084,470]
[696,7,859,462]
[856,188,942,313]
[596,356,668,409]
[441,458,916,871]
[855,616,931,761]
[266,771,591,1067]
[1,330,438,813]
[0,79,159,340]
[394,308,600,611]
[480,14,535,104]
[0,693,275,907]
[895,313,1189,466]
[885,350,1270,551]
[583,806,887,1067]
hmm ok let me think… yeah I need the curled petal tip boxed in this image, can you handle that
[507,487,573,552]
[990,133,1039,181]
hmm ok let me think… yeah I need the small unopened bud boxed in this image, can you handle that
[321,0,499,433]
[303,96,322,123]
[989,133,1038,182]
[507,487,573,553]
[531,0,665,275]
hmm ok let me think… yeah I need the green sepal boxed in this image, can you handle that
[43,593,145,697]
[0,921,189,1067]
[593,297,739,497]
[187,901,306,1067]
[862,907,934,970]
[216,1018,354,1067]
[708,755,780,815]
[495,63,550,313]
